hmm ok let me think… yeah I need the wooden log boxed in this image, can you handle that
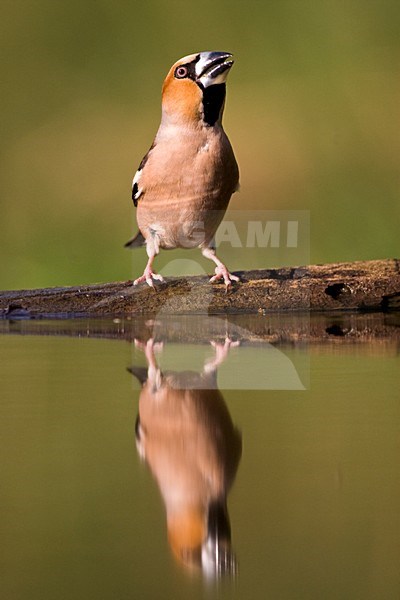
[0,259,399,318]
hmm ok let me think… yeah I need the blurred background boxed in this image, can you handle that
[0,0,399,290]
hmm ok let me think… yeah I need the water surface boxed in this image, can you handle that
[1,316,399,599]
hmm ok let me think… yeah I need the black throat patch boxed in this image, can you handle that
[201,83,226,127]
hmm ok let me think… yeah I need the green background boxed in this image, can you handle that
[1,0,399,290]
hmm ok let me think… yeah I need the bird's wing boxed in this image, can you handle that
[131,142,156,207]
[131,169,143,207]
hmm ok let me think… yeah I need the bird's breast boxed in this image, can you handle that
[137,127,238,249]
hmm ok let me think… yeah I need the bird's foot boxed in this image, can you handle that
[134,338,164,354]
[133,267,164,288]
[204,337,240,373]
[209,266,240,291]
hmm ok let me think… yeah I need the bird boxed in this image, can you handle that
[125,51,240,290]
[128,338,242,575]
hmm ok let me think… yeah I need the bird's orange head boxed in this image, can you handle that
[161,51,234,127]
[167,506,206,569]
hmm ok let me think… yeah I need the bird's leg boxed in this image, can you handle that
[133,255,164,288]
[201,247,240,290]
[204,338,240,374]
[134,338,163,392]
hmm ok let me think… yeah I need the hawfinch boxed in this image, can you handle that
[125,51,239,289]
[129,339,242,574]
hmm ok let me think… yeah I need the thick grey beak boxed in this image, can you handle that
[196,52,234,87]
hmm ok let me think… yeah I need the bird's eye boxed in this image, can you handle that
[175,66,188,79]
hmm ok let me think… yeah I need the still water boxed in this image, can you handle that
[1,316,399,600]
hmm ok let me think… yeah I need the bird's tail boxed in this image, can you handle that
[124,231,145,248]
[126,366,148,384]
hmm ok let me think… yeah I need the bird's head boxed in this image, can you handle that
[161,51,234,127]
[166,502,237,576]
[167,506,206,569]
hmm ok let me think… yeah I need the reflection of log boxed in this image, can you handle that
[0,259,399,318]
[1,312,399,348]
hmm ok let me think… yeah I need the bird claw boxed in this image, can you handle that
[134,269,164,288]
[209,266,239,290]
[210,337,240,351]
[134,338,164,355]
[204,337,240,373]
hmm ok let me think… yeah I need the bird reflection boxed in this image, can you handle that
[128,338,242,576]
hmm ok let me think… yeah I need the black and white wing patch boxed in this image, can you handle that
[131,142,155,207]
[131,169,143,207]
